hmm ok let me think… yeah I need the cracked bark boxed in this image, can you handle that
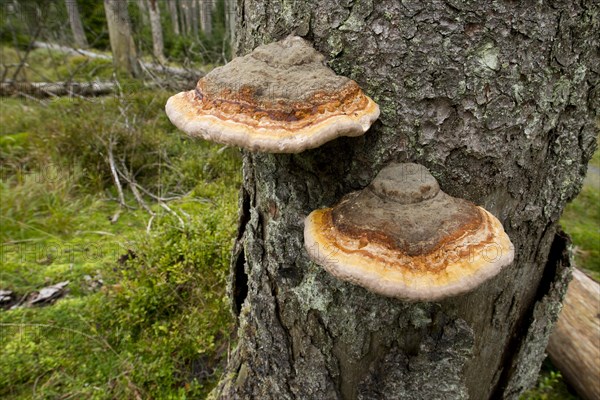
[216,1,599,399]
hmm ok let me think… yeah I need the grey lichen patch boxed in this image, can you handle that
[473,42,500,74]
[409,304,433,329]
[291,270,333,314]
[339,0,374,32]
[327,32,344,57]
[551,76,572,108]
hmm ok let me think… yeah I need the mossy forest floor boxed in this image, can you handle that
[1,51,598,399]
[1,86,241,398]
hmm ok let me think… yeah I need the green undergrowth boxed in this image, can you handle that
[1,46,115,82]
[1,87,241,398]
[522,359,580,400]
[560,134,599,281]
[561,183,600,280]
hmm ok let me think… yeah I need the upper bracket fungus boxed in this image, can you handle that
[304,163,514,301]
[165,36,380,153]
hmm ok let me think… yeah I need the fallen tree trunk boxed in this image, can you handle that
[0,81,115,97]
[547,268,600,400]
[32,41,203,80]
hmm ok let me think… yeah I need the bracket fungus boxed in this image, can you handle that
[165,36,380,153]
[304,163,514,301]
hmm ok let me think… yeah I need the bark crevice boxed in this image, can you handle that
[491,229,572,398]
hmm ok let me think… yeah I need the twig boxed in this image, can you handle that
[11,24,43,81]
[116,160,154,216]
[158,201,185,228]
[107,140,126,207]
[130,179,193,202]
[106,138,126,223]
[115,164,186,228]
[110,208,121,224]
[146,214,155,233]
[74,230,116,236]
[130,178,154,216]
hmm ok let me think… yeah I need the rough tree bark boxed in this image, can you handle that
[103,0,140,77]
[147,0,166,63]
[64,0,88,48]
[214,1,599,399]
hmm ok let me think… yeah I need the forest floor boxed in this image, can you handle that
[0,46,598,399]
[0,86,242,398]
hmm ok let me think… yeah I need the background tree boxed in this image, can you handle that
[135,0,148,25]
[178,0,189,36]
[167,0,180,36]
[189,0,199,39]
[200,0,212,36]
[224,0,235,46]
[103,0,139,77]
[146,0,165,63]
[213,1,599,399]
[64,0,88,48]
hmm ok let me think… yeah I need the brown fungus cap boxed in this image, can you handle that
[165,36,380,153]
[304,163,514,301]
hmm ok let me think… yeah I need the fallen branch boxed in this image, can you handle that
[547,268,600,400]
[33,41,203,80]
[115,164,186,229]
[1,81,115,97]
[115,159,155,217]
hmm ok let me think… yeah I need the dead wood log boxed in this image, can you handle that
[0,81,115,97]
[32,41,203,80]
[547,268,600,400]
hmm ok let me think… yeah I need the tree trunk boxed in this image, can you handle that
[224,0,235,48]
[215,1,599,399]
[103,0,140,77]
[200,0,212,36]
[190,0,199,39]
[178,0,189,37]
[167,0,180,36]
[136,0,148,25]
[0,81,115,97]
[147,0,165,63]
[547,268,600,400]
[64,0,88,48]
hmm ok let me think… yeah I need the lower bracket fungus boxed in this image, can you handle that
[165,36,379,153]
[304,163,514,301]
